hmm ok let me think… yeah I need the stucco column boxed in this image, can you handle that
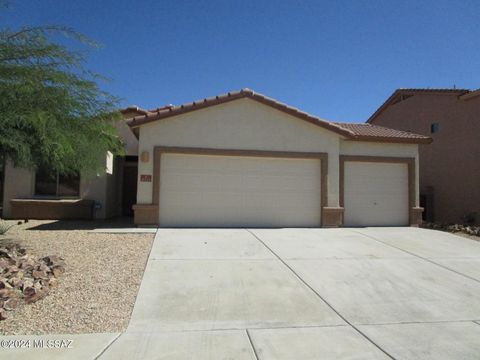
[322,150,344,227]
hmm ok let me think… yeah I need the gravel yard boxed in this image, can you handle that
[0,220,154,335]
[455,232,480,242]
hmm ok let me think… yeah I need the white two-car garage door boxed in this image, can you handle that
[158,153,322,227]
[343,161,409,226]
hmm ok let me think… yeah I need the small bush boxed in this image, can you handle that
[0,220,14,235]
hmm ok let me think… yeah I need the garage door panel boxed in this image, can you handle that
[159,153,322,227]
[344,162,409,227]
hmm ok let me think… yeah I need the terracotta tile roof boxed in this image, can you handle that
[367,88,474,123]
[120,106,153,116]
[394,88,471,93]
[126,88,431,144]
[334,122,432,143]
[127,88,354,137]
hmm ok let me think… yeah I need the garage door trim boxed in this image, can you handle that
[152,146,328,226]
[339,155,416,226]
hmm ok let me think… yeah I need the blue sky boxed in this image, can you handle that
[3,0,479,122]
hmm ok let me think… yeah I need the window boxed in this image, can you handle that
[430,123,440,134]
[35,169,80,197]
[58,173,80,196]
[34,170,56,196]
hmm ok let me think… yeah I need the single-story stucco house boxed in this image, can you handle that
[1,89,432,227]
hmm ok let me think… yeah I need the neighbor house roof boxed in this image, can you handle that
[126,88,432,144]
[367,88,475,123]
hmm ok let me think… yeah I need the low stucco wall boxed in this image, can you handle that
[10,199,94,220]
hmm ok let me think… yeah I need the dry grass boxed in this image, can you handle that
[0,220,154,335]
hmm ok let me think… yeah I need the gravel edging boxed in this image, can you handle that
[453,232,480,242]
[421,223,480,242]
[0,220,154,335]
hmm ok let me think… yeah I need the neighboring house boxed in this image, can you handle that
[367,88,480,224]
[127,89,430,227]
[2,88,431,227]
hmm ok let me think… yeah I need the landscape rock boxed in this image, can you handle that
[25,287,49,304]
[23,286,36,298]
[423,222,480,238]
[0,288,15,298]
[42,255,65,267]
[22,279,33,290]
[0,244,65,320]
[3,298,19,311]
[8,277,22,288]
[18,258,35,271]
[32,269,49,280]
[48,277,58,287]
[0,258,10,271]
[52,266,65,278]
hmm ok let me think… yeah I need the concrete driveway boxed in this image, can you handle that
[100,227,480,359]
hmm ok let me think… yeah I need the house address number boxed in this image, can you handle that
[140,174,152,182]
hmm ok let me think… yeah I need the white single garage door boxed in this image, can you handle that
[159,153,322,227]
[344,162,409,226]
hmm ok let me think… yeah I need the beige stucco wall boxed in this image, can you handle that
[2,161,35,217]
[2,155,118,220]
[340,141,420,205]
[72,153,122,219]
[79,170,107,219]
[136,98,344,207]
[115,120,139,156]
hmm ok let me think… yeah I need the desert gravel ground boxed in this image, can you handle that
[0,219,154,335]
[455,232,480,241]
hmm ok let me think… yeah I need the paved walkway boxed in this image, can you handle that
[3,227,480,359]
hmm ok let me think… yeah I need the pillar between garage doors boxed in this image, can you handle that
[322,207,345,227]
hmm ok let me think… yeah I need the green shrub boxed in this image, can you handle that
[0,220,14,235]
